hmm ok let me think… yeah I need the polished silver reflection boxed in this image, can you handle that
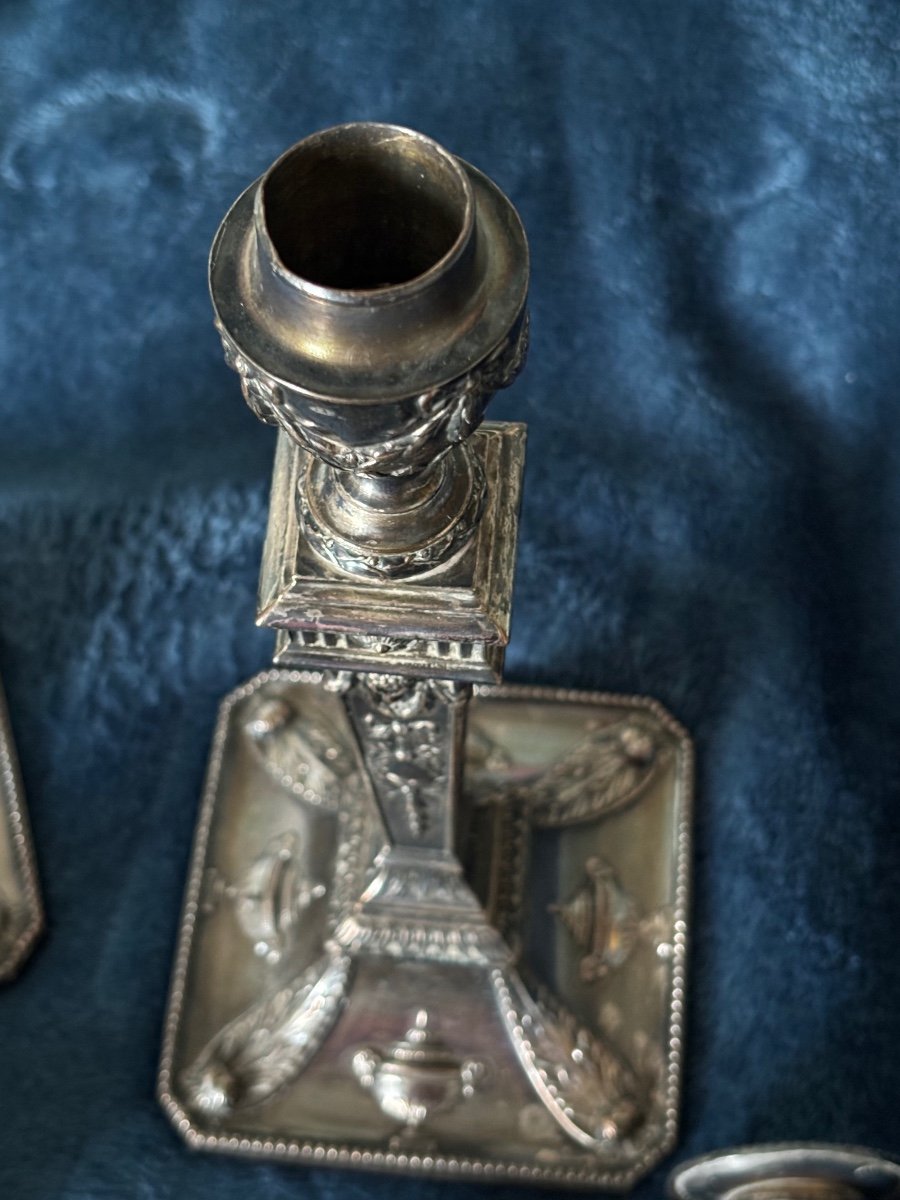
[160,123,692,1189]
[670,1144,900,1200]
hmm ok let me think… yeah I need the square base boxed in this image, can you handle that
[159,671,691,1190]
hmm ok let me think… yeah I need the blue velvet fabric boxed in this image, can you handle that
[2,2,899,1197]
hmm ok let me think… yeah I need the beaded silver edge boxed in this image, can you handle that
[157,668,693,1190]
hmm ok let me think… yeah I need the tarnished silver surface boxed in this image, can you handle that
[670,1145,900,1200]
[261,420,526,684]
[210,121,528,584]
[160,123,693,1188]
[161,671,690,1188]
[0,678,42,981]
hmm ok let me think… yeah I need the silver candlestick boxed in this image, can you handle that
[159,122,692,1190]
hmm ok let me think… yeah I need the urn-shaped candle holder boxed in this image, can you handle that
[159,123,692,1190]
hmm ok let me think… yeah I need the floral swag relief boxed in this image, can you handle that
[215,314,530,477]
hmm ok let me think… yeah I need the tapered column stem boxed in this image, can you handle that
[343,675,468,853]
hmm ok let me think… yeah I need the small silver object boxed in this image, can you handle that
[670,1144,900,1200]
[0,677,42,981]
[159,123,693,1189]
[351,1008,483,1140]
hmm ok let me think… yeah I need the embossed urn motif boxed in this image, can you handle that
[550,857,640,982]
[231,832,325,965]
[352,1010,482,1136]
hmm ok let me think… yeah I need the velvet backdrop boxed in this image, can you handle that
[1,2,899,1197]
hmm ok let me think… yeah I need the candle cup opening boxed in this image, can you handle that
[261,124,471,293]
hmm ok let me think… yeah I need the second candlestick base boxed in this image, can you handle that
[0,680,42,983]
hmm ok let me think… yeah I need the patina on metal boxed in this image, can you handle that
[159,122,692,1189]
[670,1145,900,1200]
[0,676,42,982]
